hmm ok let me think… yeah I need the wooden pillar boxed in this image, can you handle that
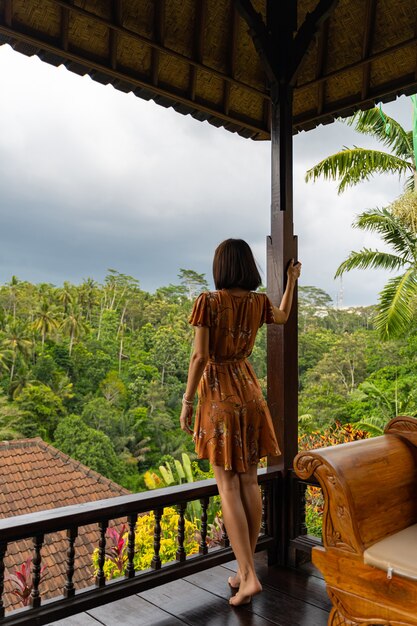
[236,0,338,566]
[267,83,298,471]
[266,1,298,566]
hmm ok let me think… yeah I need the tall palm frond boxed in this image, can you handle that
[347,108,414,158]
[335,249,407,278]
[353,207,417,259]
[374,268,417,339]
[305,148,412,194]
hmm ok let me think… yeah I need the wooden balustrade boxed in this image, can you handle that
[289,470,323,565]
[63,527,77,598]
[0,467,280,626]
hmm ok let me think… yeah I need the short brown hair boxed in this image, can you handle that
[212,239,262,291]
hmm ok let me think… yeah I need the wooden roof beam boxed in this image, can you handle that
[223,5,239,116]
[236,0,339,89]
[315,18,330,115]
[60,4,69,52]
[109,0,121,70]
[297,33,417,91]
[361,0,377,100]
[290,0,340,85]
[234,0,276,84]
[294,77,417,129]
[49,0,266,99]
[4,0,12,27]
[189,0,206,102]
[151,0,165,86]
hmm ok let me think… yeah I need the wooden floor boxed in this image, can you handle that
[48,553,331,626]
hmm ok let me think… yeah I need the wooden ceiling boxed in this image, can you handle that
[0,0,416,140]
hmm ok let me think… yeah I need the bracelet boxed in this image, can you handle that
[182,393,194,406]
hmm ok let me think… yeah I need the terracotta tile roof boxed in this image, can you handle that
[0,438,129,610]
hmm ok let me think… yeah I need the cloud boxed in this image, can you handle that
[0,44,413,304]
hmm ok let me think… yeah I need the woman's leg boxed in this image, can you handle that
[227,464,262,588]
[213,465,262,605]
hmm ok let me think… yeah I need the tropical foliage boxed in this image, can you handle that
[306,103,417,340]
[305,106,416,193]
[92,508,200,580]
[335,203,417,339]
[0,271,416,503]
[5,559,47,607]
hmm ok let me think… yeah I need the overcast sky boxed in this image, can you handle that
[0,44,412,306]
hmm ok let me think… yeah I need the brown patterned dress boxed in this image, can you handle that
[189,290,280,472]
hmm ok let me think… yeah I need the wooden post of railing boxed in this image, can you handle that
[220,523,229,548]
[30,533,44,608]
[96,521,108,588]
[0,540,7,618]
[176,502,186,562]
[64,527,78,598]
[151,508,163,570]
[199,497,209,555]
[126,513,137,579]
[261,483,268,536]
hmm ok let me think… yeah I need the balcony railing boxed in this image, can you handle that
[0,467,280,626]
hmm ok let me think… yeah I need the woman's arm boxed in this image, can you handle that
[272,259,302,324]
[180,325,209,435]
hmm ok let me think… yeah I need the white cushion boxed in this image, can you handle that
[364,523,417,581]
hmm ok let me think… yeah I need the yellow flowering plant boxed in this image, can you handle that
[92,507,200,580]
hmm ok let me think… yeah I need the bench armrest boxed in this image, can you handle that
[294,447,364,554]
[294,434,417,554]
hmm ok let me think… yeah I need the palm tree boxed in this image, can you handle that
[79,277,98,322]
[335,205,417,339]
[306,102,417,339]
[58,282,74,314]
[60,303,87,355]
[9,368,36,399]
[7,276,20,320]
[305,105,416,193]
[32,298,59,349]
[0,347,12,375]
[2,322,32,382]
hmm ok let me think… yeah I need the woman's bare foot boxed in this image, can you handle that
[228,572,240,589]
[229,575,262,606]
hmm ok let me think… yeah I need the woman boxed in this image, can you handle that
[179,239,301,606]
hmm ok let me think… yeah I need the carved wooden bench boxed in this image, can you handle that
[294,416,417,626]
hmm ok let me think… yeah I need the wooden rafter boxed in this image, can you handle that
[223,5,239,116]
[60,4,69,52]
[109,0,121,71]
[315,18,329,115]
[361,0,377,100]
[298,33,417,92]
[294,75,417,129]
[236,0,339,87]
[48,0,266,99]
[290,0,339,85]
[4,0,12,27]
[189,0,206,102]
[234,0,276,83]
[151,0,165,87]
